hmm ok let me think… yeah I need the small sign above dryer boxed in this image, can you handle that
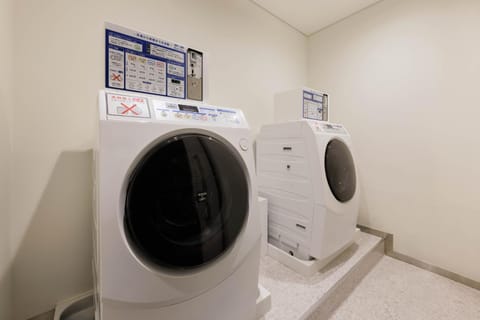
[274,87,329,123]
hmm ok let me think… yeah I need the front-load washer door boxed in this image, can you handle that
[124,133,249,270]
[324,139,356,203]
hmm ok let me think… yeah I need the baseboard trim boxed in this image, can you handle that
[356,225,393,254]
[357,224,480,291]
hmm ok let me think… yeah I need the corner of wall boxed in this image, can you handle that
[0,0,15,318]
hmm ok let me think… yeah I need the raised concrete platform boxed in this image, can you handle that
[35,232,383,320]
[259,231,384,320]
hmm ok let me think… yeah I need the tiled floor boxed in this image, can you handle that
[329,256,480,320]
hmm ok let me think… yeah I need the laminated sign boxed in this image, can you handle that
[105,23,203,100]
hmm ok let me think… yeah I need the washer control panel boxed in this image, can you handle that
[152,100,242,125]
[309,121,347,135]
[104,91,247,127]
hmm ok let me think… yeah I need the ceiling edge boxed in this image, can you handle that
[249,0,308,37]
[308,0,386,37]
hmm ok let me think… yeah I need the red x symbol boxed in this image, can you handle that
[111,73,122,81]
[120,103,139,115]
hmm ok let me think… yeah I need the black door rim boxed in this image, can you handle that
[121,130,251,273]
[324,138,357,203]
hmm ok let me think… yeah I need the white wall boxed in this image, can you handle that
[0,0,14,318]
[10,0,307,318]
[308,0,480,282]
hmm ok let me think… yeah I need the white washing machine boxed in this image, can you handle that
[93,90,261,320]
[256,120,359,263]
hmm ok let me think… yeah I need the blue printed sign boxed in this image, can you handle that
[302,89,328,121]
[105,23,187,99]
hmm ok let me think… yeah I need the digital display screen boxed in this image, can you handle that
[179,104,199,113]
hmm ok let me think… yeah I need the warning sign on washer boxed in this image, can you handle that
[106,93,151,118]
[105,23,201,100]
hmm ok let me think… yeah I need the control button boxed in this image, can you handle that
[239,138,249,151]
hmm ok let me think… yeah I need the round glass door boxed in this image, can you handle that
[324,139,356,203]
[124,133,249,270]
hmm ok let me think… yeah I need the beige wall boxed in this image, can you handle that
[308,0,480,282]
[0,0,14,318]
[11,0,479,318]
[10,0,306,318]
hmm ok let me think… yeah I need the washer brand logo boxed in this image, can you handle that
[197,192,208,202]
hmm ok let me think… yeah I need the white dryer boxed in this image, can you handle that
[94,90,261,320]
[256,120,359,263]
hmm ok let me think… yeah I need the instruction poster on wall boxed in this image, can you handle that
[105,23,203,100]
[303,89,328,121]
